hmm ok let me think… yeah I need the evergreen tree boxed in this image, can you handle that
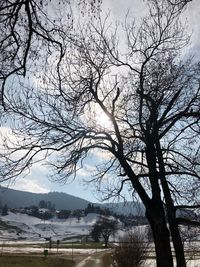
[39,200,47,209]
[1,204,8,216]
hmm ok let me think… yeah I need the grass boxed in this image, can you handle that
[0,256,74,267]
[0,240,107,251]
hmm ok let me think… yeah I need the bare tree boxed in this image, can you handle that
[115,230,149,267]
[91,216,118,247]
[0,0,102,107]
[0,0,200,266]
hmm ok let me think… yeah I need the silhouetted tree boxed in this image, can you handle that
[0,0,102,107]
[0,1,199,266]
[91,217,118,247]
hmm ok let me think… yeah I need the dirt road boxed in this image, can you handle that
[75,253,106,267]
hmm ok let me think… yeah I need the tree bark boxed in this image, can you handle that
[161,183,186,266]
[146,210,174,267]
[168,215,186,267]
[155,139,186,267]
[162,187,186,267]
[119,151,175,267]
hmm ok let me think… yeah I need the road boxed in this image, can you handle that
[75,253,105,267]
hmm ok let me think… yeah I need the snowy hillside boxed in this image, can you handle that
[0,212,100,242]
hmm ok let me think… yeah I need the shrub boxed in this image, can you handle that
[114,230,149,267]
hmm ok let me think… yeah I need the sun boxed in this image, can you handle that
[92,105,112,130]
[96,111,112,129]
[84,103,113,130]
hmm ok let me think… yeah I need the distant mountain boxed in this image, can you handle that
[0,187,90,210]
[0,187,145,216]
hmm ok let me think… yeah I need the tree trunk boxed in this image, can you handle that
[146,210,174,267]
[104,236,109,248]
[155,139,186,267]
[162,184,186,266]
[168,217,186,267]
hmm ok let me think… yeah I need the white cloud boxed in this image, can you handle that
[5,178,49,194]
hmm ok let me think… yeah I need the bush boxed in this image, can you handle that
[114,230,149,267]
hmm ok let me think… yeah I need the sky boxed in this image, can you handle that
[1,0,200,203]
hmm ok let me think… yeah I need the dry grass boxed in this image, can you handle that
[0,255,74,267]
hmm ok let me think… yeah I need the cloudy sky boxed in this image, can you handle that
[1,0,200,203]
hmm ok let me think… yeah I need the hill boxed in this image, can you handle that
[0,187,145,215]
[0,187,90,210]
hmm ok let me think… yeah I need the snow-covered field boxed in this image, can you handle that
[0,212,99,242]
[0,212,101,242]
[1,212,200,267]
